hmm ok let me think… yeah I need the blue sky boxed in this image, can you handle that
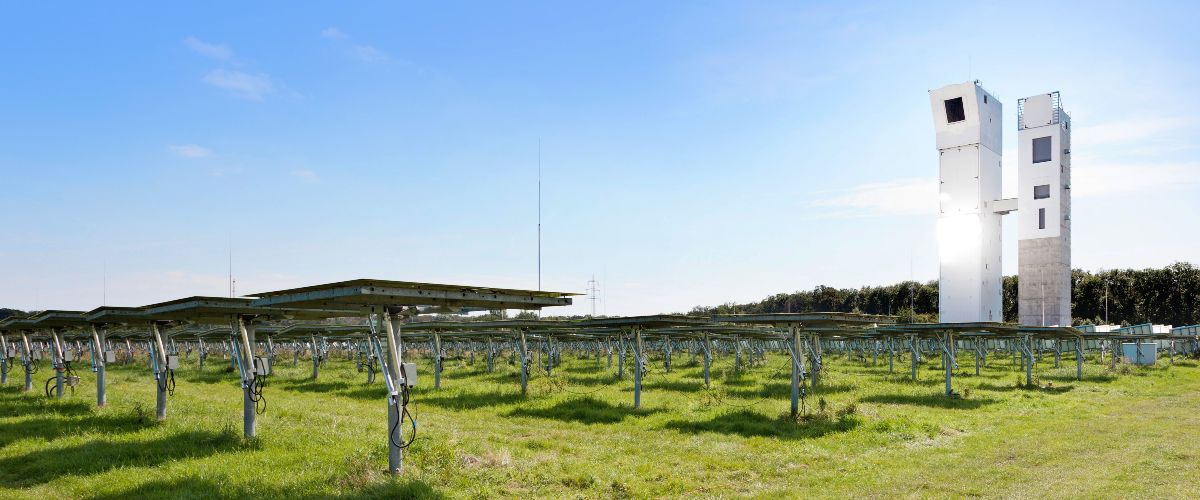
[2,1,1198,315]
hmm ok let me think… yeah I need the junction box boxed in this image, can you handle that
[401,362,417,387]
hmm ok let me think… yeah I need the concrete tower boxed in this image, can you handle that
[929,81,1005,323]
[1017,92,1072,326]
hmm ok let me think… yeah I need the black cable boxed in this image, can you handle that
[389,384,417,450]
[248,373,267,415]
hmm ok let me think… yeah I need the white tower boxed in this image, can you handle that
[930,81,1005,323]
[1017,92,1072,326]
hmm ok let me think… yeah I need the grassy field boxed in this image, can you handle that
[2,345,1199,498]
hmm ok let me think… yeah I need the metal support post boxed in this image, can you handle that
[21,332,33,392]
[910,335,919,381]
[518,328,530,395]
[380,312,407,475]
[1075,338,1083,380]
[942,332,955,396]
[0,334,7,386]
[236,317,258,438]
[92,325,107,406]
[809,334,822,388]
[633,327,645,409]
[788,326,803,418]
[149,322,169,420]
[433,332,443,389]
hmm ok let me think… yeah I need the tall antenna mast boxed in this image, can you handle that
[537,139,542,292]
[586,274,600,316]
[228,238,235,298]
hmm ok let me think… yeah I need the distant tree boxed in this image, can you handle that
[689,262,1199,326]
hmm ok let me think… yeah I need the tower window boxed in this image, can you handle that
[1033,136,1052,163]
[1034,184,1051,199]
[1038,208,1046,229]
[944,97,966,123]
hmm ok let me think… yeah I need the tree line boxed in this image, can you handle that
[689,262,1200,327]
[3,262,1196,327]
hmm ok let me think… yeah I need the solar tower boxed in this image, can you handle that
[929,81,1005,323]
[1017,92,1072,326]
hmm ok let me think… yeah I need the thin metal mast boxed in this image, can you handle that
[229,239,235,298]
[537,140,542,292]
[587,275,600,316]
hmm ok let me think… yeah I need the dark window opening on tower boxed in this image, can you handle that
[1038,208,1046,229]
[1034,184,1050,199]
[945,97,966,123]
[1033,136,1052,163]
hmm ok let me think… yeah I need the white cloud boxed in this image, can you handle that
[203,69,274,99]
[321,28,391,63]
[1074,117,1191,147]
[184,37,233,60]
[168,144,212,158]
[350,44,390,63]
[291,169,319,183]
[320,27,347,39]
[1072,161,1200,197]
[810,177,937,217]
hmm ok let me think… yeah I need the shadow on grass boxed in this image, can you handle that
[178,368,239,385]
[507,397,660,424]
[87,474,443,499]
[422,391,525,410]
[860,393,996,409]
[975,382,1075,394]
[275,379,385,400]
[351,479,444,499]
[728,382,858,399]
[643,379,707,392]
[557,374,618,387]
[0,389,94,418]
[0,408,148,449]
[0,429,243,487]
[562,364,608,374]
[663,410,859,439]
[90,476,270,499]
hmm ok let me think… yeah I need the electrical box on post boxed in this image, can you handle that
[64,350,75,362]
[104,351,117,363]
[33,350,43,360]
[401,362,417,387]
[166,355,179,370]
[253,357,271,377]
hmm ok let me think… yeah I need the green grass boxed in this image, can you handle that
[2,348,1199,498]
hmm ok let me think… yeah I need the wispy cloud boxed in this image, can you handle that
[349,44,390,63]
[321,27,391,63]
[167,144,212,158]
[203,69,274,100]
[291,169,319,183]
[1074,117,1191,147]
[1072,161,1200,197]
[184,37,233,60]
[810,177,936,218]
[320,27,347,39]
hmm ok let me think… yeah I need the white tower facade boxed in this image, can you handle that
[1017,92,1072,326]
[930,82,1004,323]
